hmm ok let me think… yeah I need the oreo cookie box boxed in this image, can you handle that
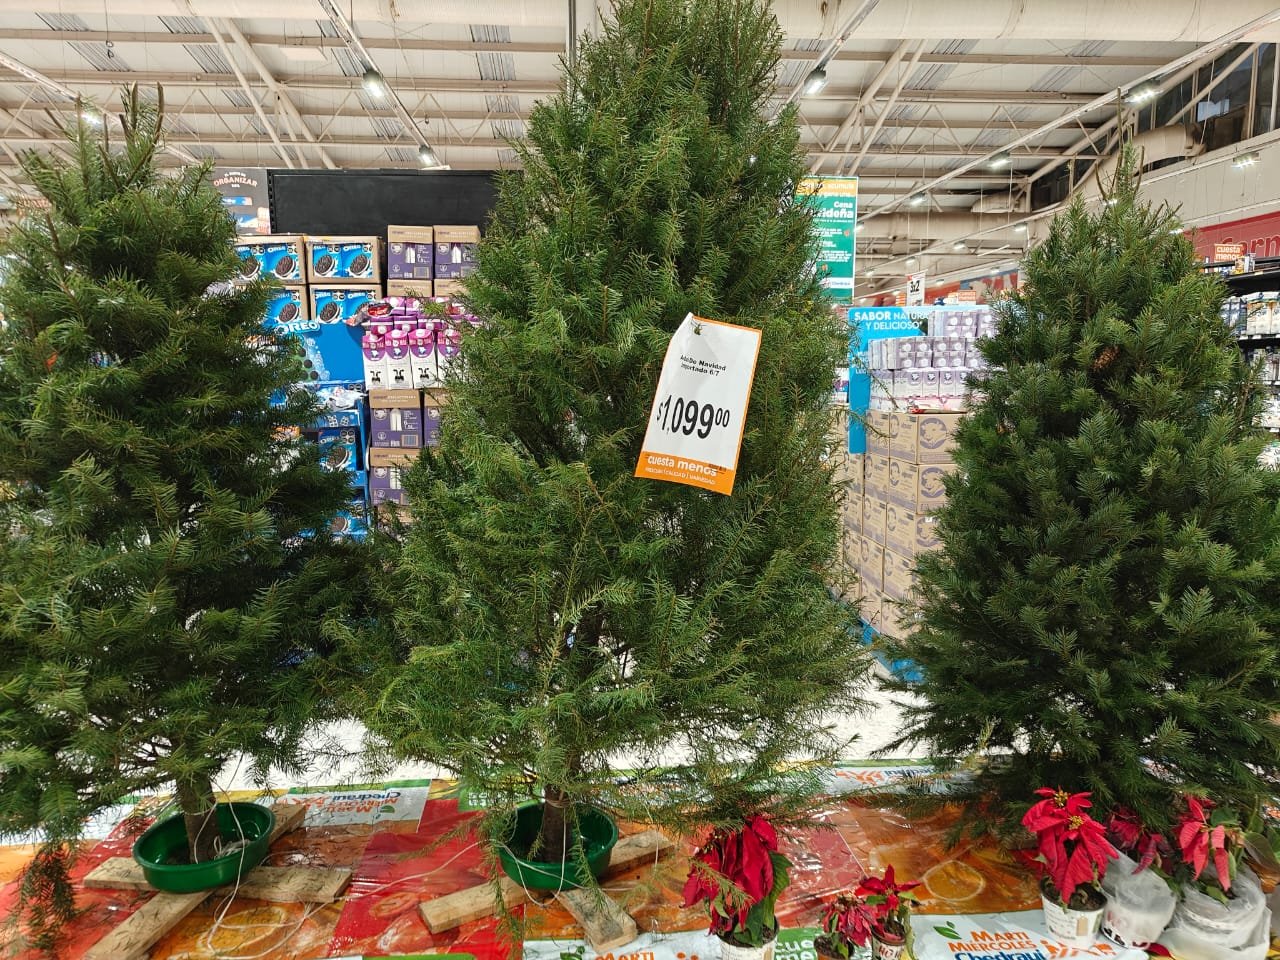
[233,234,305,283]
[307,235,382,284]
[270,284,380,385]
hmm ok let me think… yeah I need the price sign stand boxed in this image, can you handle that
[634,313,762,496]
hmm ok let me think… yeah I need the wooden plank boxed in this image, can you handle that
[601,829,674,876]
[82,891,207,960]
[420,875,525,932]
[265,801,307,842]
[555,887,638,952]
[83,857,149,891]
[218,865,351,903]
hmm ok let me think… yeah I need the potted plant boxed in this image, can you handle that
[856,866,921,959]
[815,890,874,960]
[0,87,359,937]
[1099,807,1176,948]
[1021,788,1117,946]
[347,0,870,894]
[682,816,791,960]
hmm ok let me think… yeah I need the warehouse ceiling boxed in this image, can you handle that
[0,0,1274,287]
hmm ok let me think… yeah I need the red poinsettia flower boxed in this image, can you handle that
[1107,807,1170,873]
[1176,795,1234,892]
[1144,945,1172,958]
[856,864,921,916]
[821,891,874,949]
[682,815,784,933]
[1022,787,1117,903]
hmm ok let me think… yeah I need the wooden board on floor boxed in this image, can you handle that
[604,829,674,874]
[555,887,638,952]
[266,801,307,842]
[225,865,352,903]
[420,875,526,932]
[82,891,207,960]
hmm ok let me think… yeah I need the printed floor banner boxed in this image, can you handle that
[0,763,1273,959]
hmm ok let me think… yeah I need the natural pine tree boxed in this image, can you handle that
[350,0,868,863]
[882,148,1280,834]
[0,88,358,937]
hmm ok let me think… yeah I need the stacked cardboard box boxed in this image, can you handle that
[837,410,963,639]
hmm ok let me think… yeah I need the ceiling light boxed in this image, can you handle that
[1169,226,1184,235]
[866,269,876,277]
[907,193,927,208]
[1013,223,1028,233]
[362,67,387,98]
[854,221,865,232]
[1233,151,1261,169]
[418,144,439,168]
[906,256,918,265]
[79,105,103,127]
[953,241,968,251]
[989,152,1011,169]
[747,154,757,165]
[803,67,828,96]
[1105,198,1119,206]
[1126,85,1158,105]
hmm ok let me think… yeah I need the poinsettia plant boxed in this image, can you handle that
[682,815,791,948]
[1021,788,1117,908]
[816,891,874,959]
[1170,795,1245,902]
[1107,806,1173,875]
[858,865,920,948]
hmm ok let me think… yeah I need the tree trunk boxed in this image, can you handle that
[535,783,572,864]
[176,775,221,864]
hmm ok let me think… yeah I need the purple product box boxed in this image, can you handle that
[387,242,434,281]
[423,404,442,447]
[369,465,408,505]
[370,402,423,448]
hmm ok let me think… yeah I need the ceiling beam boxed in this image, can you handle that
[0,98,1101,134]
[0,68,1103,106]
[0,28,1180,68]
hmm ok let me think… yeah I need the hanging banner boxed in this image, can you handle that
[798,176,858,300]
[635,313,762,496]
[907,271,926,305]
[210,167,271,235]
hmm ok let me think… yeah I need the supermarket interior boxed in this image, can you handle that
[3,1,1280,959]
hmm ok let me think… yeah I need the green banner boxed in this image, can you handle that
[799,176,858,301]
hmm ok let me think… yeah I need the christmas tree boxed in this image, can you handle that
[0,88,356,936]
[352,0,868,863]
[882,147,1280,832]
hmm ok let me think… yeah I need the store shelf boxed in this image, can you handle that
[1213,260,1280,295]
[1237,332,1280,342]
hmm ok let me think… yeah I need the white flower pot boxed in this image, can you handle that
[871,934,905,960]
[720,938,776,960]
[1042,892,1104,947]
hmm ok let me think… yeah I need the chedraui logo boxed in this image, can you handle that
[933,927,1119,959]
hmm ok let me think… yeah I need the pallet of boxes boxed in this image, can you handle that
[364,225,480,526]
[842,307,996,639]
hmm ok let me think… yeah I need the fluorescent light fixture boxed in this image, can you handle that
[803,67,828,96]
[1126,85,1157,105]
[1105,198,1119,206]
[1233,151,1261,169]
[362,67,387,98]
[907,193,927,208]
[854,221,865,232]
[79,105,103,127]
[989,152,1011,169]
[747,154,757,165]
[418,144,439,168]
[1169,226,1184,235]
[906,256,918,265]
[1013,223,1028,233]
[953,241,968,251]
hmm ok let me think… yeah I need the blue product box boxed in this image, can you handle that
[282,286,380,384]
[311,407,364,430]
[328,496,369,541]
[263,286,308,327]
[233,235,304,282]
[307,236,381,283]
[317,427,361,473]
